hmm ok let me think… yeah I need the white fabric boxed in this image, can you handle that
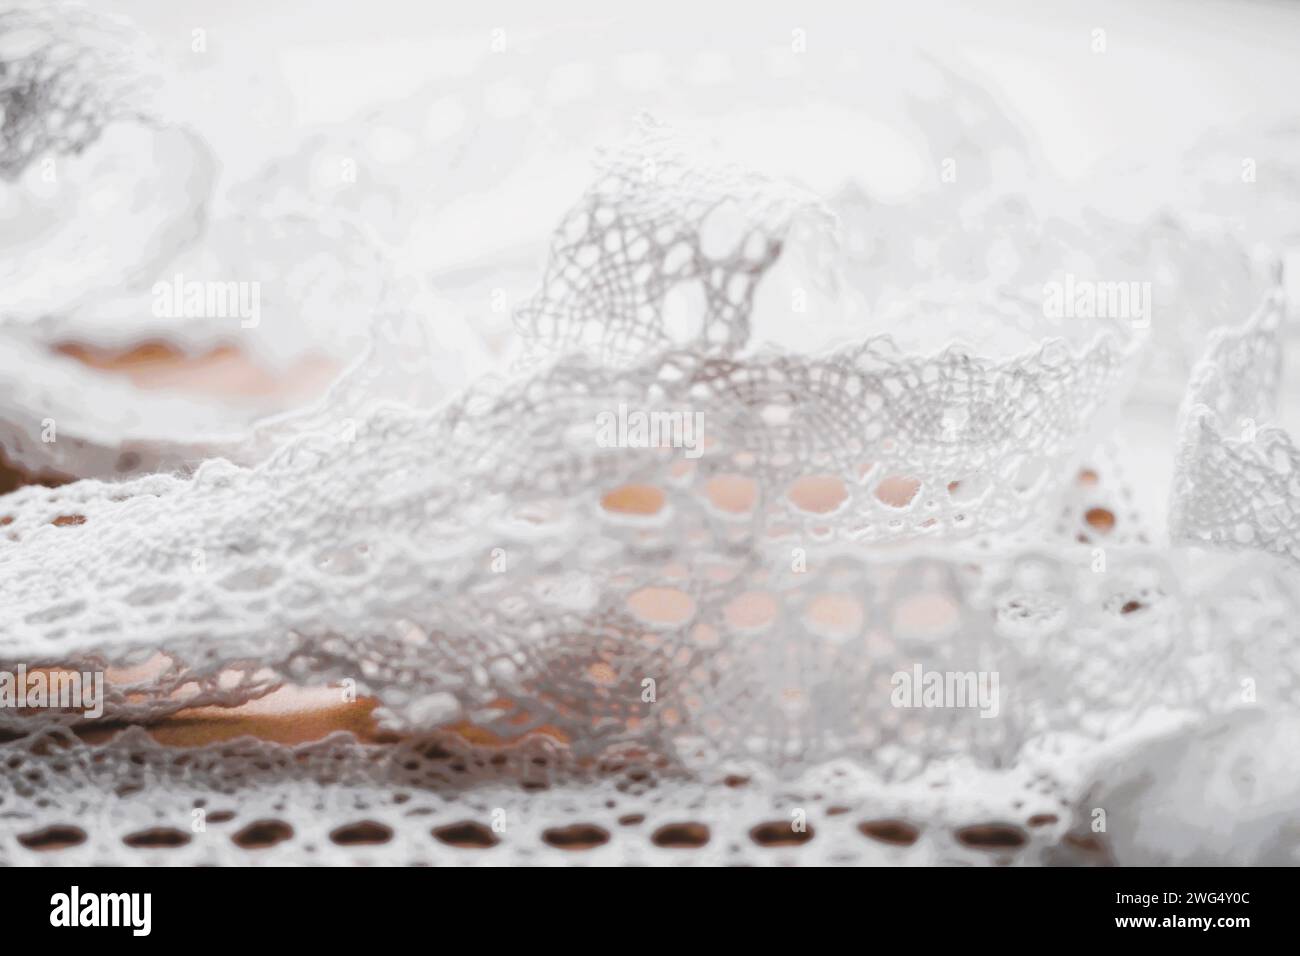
[1,7,1298,866]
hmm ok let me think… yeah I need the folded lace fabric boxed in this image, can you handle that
[1,18,1299,864]
[0,3,435,486]
[1171,289,1300,565]
[0,123,1154,716]
[0,538,1294,865]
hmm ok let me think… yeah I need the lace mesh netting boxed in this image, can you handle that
[2,32,1300,864]
[1170,290,1300,564]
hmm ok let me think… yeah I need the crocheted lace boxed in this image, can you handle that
[1,12,1297,866]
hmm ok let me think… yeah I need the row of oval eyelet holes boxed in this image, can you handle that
[16,816,1055,853]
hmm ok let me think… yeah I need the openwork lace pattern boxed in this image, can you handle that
[0,72,1297,865]
[1171,291,1300,565]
